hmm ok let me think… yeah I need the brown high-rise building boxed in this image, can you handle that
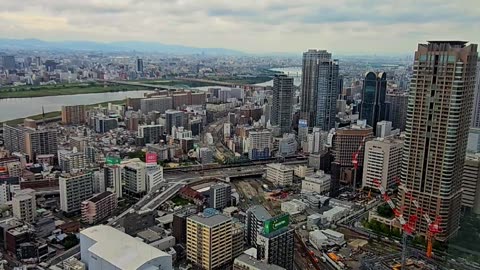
[401,41,478,240]
[61,105,86,125]
[386,93,408,131]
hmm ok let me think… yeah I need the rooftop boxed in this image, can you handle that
[188,213,231,227]
[80,225,171,270]
[248,205,272,221]
[234,254,286,270]
[87,191,114,203]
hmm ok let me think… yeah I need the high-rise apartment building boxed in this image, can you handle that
[140,97,173,114]
[271,74,294,134]
[386,93,408,131]
[61,105,86,125]
[165,110,185,135]
[300,49,332,129]
[247,130,272,160]
[186,212,233,270]
[138,124,164,144]
[362,137,403,190]
[59,172,94,214]
[401,41,478,239]
[58,149,86,173]
[122,161,147,197]
[257,226,294,270]
[208,183,231,209]
[81,191,117,225]
[245,205,272,247]
[3,124,25,153]
[360,72,389,131]
[104,166,122,198]
[462,154,480,214]
[24,127,58,159]
[232,222,245,259]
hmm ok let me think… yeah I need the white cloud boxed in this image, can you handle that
[0,0,479,54]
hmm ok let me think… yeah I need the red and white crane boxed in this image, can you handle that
[351,138,367,194]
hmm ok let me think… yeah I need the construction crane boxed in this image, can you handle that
[352,137,367,195]
[373,179,418,270]
[396,179,442,258]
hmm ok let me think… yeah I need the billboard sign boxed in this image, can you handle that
[106,156,121,165]
[146,152,158,166]
[264,214,289,234]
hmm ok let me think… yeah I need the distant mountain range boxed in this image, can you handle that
[0,38,245,55]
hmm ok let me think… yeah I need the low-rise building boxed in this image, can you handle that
[266,163,293,187]
[301,171,331,195]
[294,165,314,178]
[281,200,307,215]
[321,229,345,246]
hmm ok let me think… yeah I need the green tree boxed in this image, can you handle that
[377,203,394,218]
[63,234,79,249]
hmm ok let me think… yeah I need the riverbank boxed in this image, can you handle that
[3,99,126,126]
[0,83,149,99]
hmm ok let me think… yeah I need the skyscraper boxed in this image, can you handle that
[300,50,331,127]
[136,58,144,73]
[271,74,294,134]
[360,72,388,131]
[386,93,408,131]
[471,61,480,127]
[401,41,478,240]
[61,105,86,125]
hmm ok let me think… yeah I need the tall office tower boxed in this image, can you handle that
[245,205,272,247]
[138,124,164,144]
[122,161,147,197]
[316,58,340,131]
[81,191,118,225]
[247,130,272,160]
[136,58,144,73]
[362,137,403,190]
[376,120,393,138]
[24,128,58,159]
[61,105,86,125]
[140,97,173,114]
[208,183,231,209]
[462,154,480,214]
[360,72,388,132]
[401,41,478,239]
[300,49,331,128]
[186,212,233,270]
[1,55,15,69]
[165,110,185,135]
[386,93,408,131]
[12,190,36,223]
[3,124,25,153]
[104,166,122,198]
[58,149,86,173]
[59,172,94,214]
[472,62,480,127]
[271,74,294,134]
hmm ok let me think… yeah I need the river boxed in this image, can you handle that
[0,91,154,122]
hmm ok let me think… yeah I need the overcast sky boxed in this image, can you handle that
[1,0,479,54]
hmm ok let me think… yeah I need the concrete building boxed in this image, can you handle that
[360,72,389,132]
[248,130,272,160]
[386,93,408,131]
[208,183,231,210]
[3,124,25,153]
[309,230,329,249]
[138,124,164,144]
[186,212,233,270]
[376,121,393,138]
[80,225,172,270]
[362,137,403,190]
[401,41,478,239]
[24,127,58,159]
[294,165,314,178]
[123,161,147,197]
[199,147,214,164]
[104,166,122,198]
[300,49,338,129]
[232,222,245,259]
[301,171,331,195]
[281,200,307,215]
[472,62,480,128]
[93,116,118,133]
[246,205,272,247]
[140,97,173,114]
[307,127,328,154]
[462,154,480,214]
[0,177,20,204]
[59,172,94,214]
[467,127,480,153]
[271,74,294,134]
[277,134,297,157]
[81,191,117,225]
[12,190,36,223]
[146,166,164,191]
[266,163,293,187]
[61,105,86,125]
[58,149,86,173]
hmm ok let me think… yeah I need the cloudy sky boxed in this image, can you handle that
[1,0,479,54]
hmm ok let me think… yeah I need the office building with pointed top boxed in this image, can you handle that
[401,41,478,240]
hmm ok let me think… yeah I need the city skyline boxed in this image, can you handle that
[1,0,479,54]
